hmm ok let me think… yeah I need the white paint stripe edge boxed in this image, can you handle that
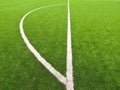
[66,0,74,90]
[19,4,66,85]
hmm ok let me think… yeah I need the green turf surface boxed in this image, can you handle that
[0,0,67,90]
[0,0,120,90]
[71,0,120,90]
[24,5,67,76]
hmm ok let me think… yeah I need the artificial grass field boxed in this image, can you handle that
[71,0,120,89]
[0,0,120,90]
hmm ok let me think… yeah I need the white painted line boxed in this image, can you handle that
[66,0,74,90]
[19,4,66,85]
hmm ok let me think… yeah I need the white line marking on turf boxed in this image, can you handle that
[19,2,74,90]
[19,4,66,85]
[66,0,74,90]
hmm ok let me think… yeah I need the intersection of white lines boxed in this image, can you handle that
[19,1,74,90]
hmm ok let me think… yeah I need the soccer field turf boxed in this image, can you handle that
[0,0,120,90]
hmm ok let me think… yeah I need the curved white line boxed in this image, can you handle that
[66,0,74,90]
[19,4,66,85]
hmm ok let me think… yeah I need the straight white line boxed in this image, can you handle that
[19,4,66,85]
[66,0,74,90]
